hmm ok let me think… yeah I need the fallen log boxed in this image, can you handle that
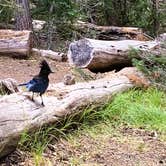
[75,21,152,41]
[0,30,32,57]
[32,48,67,62]
[68,38,159,72]
[0,78,19,95]
[0,67,149,158]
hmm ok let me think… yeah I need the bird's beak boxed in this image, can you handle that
[51,71,54,73]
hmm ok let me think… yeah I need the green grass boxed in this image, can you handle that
[71,87,166,134]
[19,87,166,164]
[103,88,166,132]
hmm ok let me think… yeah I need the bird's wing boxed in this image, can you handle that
[26,76,48,94]
[26,76,41,90]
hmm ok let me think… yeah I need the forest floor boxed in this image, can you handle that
[0,126,166,166]
[0,56,166,166]
[0,56,70,85]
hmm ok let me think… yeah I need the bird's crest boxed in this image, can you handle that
[39,60,53,75]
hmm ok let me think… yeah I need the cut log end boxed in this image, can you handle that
[68,39,93,67]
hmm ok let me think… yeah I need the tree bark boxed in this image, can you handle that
[0,67,148,158]
[0,30,31,57]
[152,0,159,36]
[67,38,159,72]
[15,0,32,30]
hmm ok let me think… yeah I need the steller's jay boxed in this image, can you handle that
[19,60,54,106]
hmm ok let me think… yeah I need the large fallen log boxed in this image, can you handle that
[68,38,159,72]
[0,30,32,57]
[75,21,152,41]
[0,67,149,158]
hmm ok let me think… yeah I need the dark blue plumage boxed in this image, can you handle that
[19,60,54,106]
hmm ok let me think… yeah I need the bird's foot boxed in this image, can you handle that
[41,102,45,106]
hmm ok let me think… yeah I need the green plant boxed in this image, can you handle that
[130,47,166,91]
[0,0,14,24]
[104,88,166,132]
[78,0,164,36]
[31,0,78,39]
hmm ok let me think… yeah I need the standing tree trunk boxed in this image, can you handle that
[15,0,32,30]
[152,0,159,36]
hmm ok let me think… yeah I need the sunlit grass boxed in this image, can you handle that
[103,88,166,132]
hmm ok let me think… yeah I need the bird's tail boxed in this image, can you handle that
[18,83,27,86]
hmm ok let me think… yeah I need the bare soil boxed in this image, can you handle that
[0,56,166,166]
[0,56,70,85]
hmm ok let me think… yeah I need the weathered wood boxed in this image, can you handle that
[32,20,46,31]
[75,21,152,41]
[0,30,32,57]
[32,48,67,62]
[68,38,160,72]
[0,78,19,94]
[0,67,148,158]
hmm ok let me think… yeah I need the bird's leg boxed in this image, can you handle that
[40,93,44,106]
[32,92,34,101]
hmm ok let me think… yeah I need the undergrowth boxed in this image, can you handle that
[130,45,166,91]
[19,88,166,165]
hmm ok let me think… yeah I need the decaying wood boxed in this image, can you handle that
[32,48,67,62]
[68,38,160,72]
[63,74,76,85]
[0,67,149,158]
[32,20,46,31]
[0,78,19,94]
[75,21,152,41]
[0,30,32,57]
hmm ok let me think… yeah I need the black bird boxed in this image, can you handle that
[19,60,54,106]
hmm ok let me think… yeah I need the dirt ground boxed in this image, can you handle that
[0,56,70,85]
[0,56,166,166]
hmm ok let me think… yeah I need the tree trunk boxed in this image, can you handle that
[0,30,31,57]
[152,0,159,36]
[0,67,149,158]
[67,38,159,72]
[75,21,151,41]
[15,0,32,30]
